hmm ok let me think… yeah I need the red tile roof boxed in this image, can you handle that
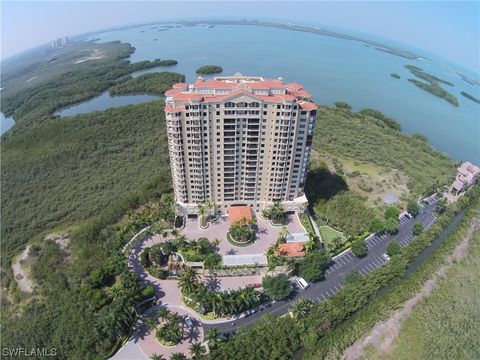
[228,205,253,225]
[288,89,311,98]
[299,102,317,110]
[275,243,306,257]
[165,104,185,113]
[173,83,188,89]
[164,76,315,108]
[286,82,304,90]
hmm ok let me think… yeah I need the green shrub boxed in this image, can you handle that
[262,274,293,301]
[351,238,368,257]
[407,201,420,217]
[297,249,331,282]
[413,222,424,236]
[204,253,222,269]
[386,240,401,256]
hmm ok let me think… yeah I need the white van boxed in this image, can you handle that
[296,277,309,290]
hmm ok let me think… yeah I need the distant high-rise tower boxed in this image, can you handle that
[164,73,317,215]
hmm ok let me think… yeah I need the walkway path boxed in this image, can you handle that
[12,246,33,293]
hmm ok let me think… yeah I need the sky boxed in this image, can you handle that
[1,1,479,73]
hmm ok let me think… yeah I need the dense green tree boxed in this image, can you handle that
[297,249,331,282]
[385,206,400,220]
[384,217,400,234]
[407,201,420,217]
[196,65,223,74]
[204,253,222,269]
[413,222,425,236]
[334,101,352,110]
[140,248,152,268]
[351,238,368,257]
[206,328,221,349]
[344,270,362,285]
[386,240,402,257]
[262,274,293,301]
[369,217,385,233]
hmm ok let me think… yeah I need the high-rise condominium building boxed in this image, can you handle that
[165,73,317,215]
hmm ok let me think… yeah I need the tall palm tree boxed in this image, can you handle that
[192,284,209,314]
[178,266,199,295]
[170,353,187,360]
[146,316,158,331]
[189,342,206,359]
[156,307,170,322]
[291,298,314,320]
[168,312,183,324]
[150,354,166,360]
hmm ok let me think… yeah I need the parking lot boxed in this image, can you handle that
[205,196,442,335]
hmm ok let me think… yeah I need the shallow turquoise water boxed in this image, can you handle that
[90,23,479,163]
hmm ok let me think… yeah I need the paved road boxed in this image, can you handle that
[204,195,439,334]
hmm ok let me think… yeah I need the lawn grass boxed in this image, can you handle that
[319,225,347,245]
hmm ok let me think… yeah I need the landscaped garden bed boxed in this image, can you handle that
[228,217,255,245]
[146,307,185,346]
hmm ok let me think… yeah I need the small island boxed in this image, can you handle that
[461,91,480,104]
[196,65,223,75]
[109,72,185,96]
[408,78,459,107]
[404,64,454,86]
[390,73,400,79]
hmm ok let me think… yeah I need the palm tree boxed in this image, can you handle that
[146,316,158,331]
[206,328,221,348]
[291,298,314,320]
[165,322,183,343]
[170,353,187,360]
[168,312,183,324]
[192,284,209,314]
[156,307,170,322]
[150,354,166,360]
[178,266,199,295]
[189,342,206,358]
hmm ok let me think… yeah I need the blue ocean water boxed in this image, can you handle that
[0,112,15,134]
[55,92,161,117]
[90,23,479,163]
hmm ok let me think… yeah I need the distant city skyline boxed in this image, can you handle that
[1,1,479,73]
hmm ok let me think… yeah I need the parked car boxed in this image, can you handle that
[296,277,309,290]
[184,316,193,328]
[405,213,412,219]
[383,253,391,261]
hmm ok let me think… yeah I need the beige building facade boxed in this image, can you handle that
[164,73,317,215]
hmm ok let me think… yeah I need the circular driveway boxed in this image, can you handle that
[136,305,204,359]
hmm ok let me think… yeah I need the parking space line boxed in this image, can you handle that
[367,264,375,271]
[360,269,368,275]
[373,259,382,266]
[334,285,340,291]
